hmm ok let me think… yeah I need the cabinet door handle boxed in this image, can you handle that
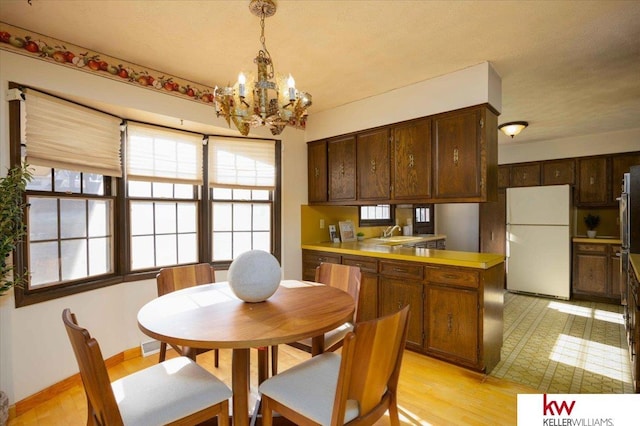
[590,176,595,185]
[340,163,345,175]
[314,167,319,178]
[408,154,414,168]
[370,159,376,173]
[397,301,404,310]
[453,148,459,166]
[393,267,407,273]
[555,169,560,178]
[447,313,453,333]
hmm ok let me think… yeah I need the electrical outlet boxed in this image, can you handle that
[320,219,325,229]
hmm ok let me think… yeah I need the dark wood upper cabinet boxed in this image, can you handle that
[577,157,608,206]
[542,159,575,186]
[391,118,432,201]
[307,140,328,203]
[357,128,390,201]
[432,106,497,201]
[611,152,640,202]
[498,166,510,189]
[327,135,357,202]
[510,163,541,187]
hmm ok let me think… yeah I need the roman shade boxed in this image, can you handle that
[127,122,204,184]
[24,88,122,177]
[208,137,275,189]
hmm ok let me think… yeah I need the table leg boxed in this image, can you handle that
[311,335,325,356]
[232,348,250,426]
[257,347,269,384]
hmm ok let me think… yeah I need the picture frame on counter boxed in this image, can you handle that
[338,220,356,242]
[328,225,340,243]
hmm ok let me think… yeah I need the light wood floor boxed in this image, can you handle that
[8,345,536,426]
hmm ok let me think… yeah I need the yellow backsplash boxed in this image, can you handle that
[301,205,414,243]
[575,207,620,237]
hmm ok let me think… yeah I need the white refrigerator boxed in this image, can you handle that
[506,184,571,299]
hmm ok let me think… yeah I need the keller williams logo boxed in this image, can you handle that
[543,394,576,416]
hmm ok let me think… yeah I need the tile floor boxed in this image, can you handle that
[490,292,633,393]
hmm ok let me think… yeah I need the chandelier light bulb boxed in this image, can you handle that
[238,73,247,98]
[287,74,296,101]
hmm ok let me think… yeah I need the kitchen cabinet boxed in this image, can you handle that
[357,128,390,201]
[629,259,639,392]
[572,241,620,303]
[379,259,424,351]
[610,245,622,300]
[306,104,498,205]
[425,264,502,372]
[391,118,431,201]
[510,163,541,187]
[577,157,609,206]
[301,250,341,282]
[543,159,575,186]
[432,105,498,202]
[611,152,640,203]
[327,135,357,202]
[426,284,479,366]
[307,140,328,203]
[301,245,505,372]
[498,165,510,189]
[479,190,506,256]
[342,255,379,322]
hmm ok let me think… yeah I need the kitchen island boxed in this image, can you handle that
[301,241,505,373]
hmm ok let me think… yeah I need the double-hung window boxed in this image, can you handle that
[126,123,203,270]
[21,88,121,292]
[209,137,278,265]
[10,85,281,306]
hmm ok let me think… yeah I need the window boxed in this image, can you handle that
[211,188,272,262]
[9,84,281,306]
[413,204,435,234]
[27,168,114,288]
[359,204,394,227]
[126,123,203,271]
[128,182,198,270]
[208,137,279,267]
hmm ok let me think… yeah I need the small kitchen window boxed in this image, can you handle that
[413,204,435,234]
[359,204,394,227]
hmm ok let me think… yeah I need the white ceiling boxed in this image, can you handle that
[2,0,640,145]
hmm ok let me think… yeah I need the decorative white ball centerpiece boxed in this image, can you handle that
[228,250,282,303]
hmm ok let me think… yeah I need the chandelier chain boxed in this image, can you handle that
[259,7,275,80]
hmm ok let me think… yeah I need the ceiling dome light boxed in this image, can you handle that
[498,121,528,138]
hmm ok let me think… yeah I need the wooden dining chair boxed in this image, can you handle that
[259,305,410,426]
[156,263,219,366]
[270,263,361,375]
[62,308,231,426]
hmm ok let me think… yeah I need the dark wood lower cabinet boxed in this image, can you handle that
[572,242,622,303]
[426,285,478,366]
[301,248,505,373]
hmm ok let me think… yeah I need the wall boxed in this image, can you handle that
[0,50,305,403]
[498,128,640,164]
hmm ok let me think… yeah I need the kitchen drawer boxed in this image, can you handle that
[302,251,341,264]
[575,243,607,254]
[342,255,378,274]
[379,260,424,280]
[426,266,479,289]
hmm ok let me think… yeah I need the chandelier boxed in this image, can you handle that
[214,0,312,136]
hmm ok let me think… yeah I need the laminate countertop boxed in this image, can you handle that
[572,237,622,244]
[301,241,504,270]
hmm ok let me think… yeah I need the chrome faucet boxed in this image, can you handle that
[382,225,401,238]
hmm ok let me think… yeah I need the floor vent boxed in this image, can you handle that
[141,339,161,357]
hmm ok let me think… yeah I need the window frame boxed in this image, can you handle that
[358,204,395,227]
[9,83,282,307]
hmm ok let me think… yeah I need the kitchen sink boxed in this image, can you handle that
[363,236,426,246]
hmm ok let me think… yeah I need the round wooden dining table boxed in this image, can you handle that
[137,279,355,426]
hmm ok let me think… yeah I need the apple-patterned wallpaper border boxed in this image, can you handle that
[0,22,216,104]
